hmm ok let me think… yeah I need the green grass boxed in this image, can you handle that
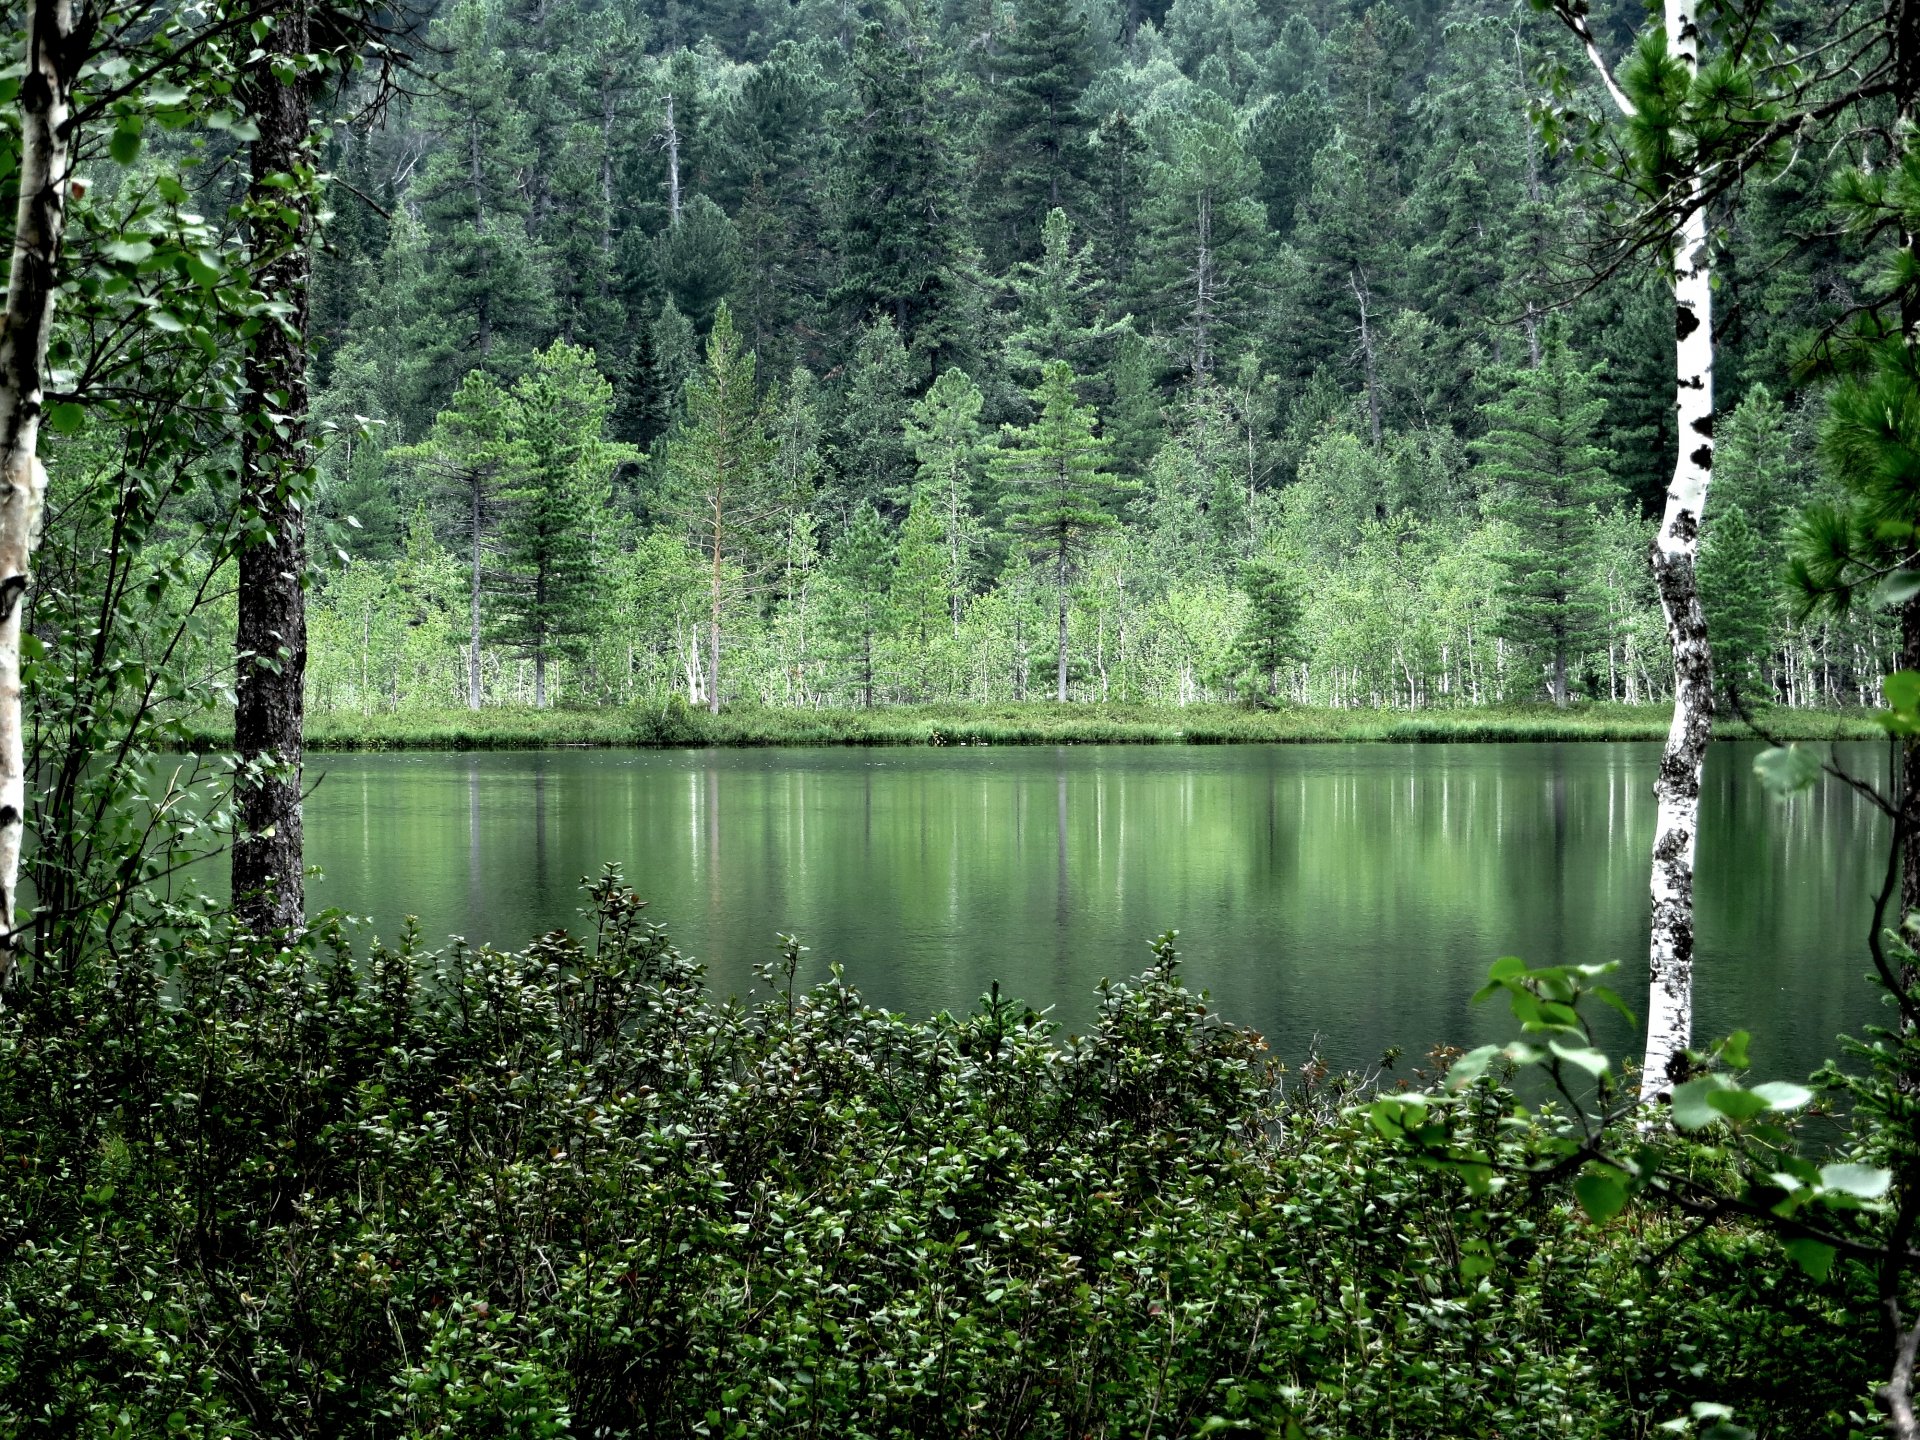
[178,700,1890,751]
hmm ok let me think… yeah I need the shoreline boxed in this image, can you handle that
[180,702,1889,752]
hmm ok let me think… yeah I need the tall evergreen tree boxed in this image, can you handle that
[391,371,518,709]
[491,342,633,706]
[1234,554,1302,699]
[992,360,1130,700]
[834,18,974,381]
[830,317,918,518]
[977,0,1095,265]
[666,304,780,713]
[1004,208,1122,393]
[823,503,896,706]
[906,366,989,629]
[1475,330,1619,706]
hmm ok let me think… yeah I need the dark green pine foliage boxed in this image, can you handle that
[829,316,919,520]
[712,44,833,375]
[1004,208,1119,393]
[1133,93,1270,385]
[1476,329,1619,706]
[992,360,1130,701]
[1700,501,1773,697]
[1088,108,1149,295]
[490,342,627,706]
[824,503,896,707]
[1244,86,1332,243]
[1234,555,1303,700]
[976,0,1095,267]
[409,0,556,406]
[834,19,975,383]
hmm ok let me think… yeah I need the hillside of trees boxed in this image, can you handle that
[295,0,1879,715]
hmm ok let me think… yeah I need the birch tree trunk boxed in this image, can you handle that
[1547,0,1716,1100]
[233,9,314,933]
[1637,5,1717,1101]
[0,0,76,971]
[468,483,483,709]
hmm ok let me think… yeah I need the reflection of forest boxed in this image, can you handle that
[307,743,1883,1081]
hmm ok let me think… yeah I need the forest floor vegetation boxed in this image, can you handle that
[240,701,1888,750]
[0,871,1873,1436]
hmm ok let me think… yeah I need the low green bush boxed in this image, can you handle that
[0,873,1873,1437]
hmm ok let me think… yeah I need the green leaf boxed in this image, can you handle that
[1753,746,1819,797]
[102,239,155,264]
[1817,1163,1891,1199]
[1705,1087,1768,1122]
[1548,1041,1609,1078]
[1748,1081,1813,1112]
[109,117,142,165]
[1782,1237,1836,1280]
[1446,1044,1500,1091]
[1877,569,1920,608]
[1670,1078,1725,1130]
[44,402,83,435]
[1574,1172,1627,1224]
[1720,1031,1751,1069]
[1886,671,1920,713]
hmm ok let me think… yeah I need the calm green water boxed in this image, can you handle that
[302,742,1888,1080]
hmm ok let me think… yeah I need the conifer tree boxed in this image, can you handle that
[906,367,988,630]
[1699,501,1772,698]
[830,317,918,517]
[834,18,973,380]
[992,360,1130,700]
[1134,93,1270,384]
[391,371,517,709]
[1004,208,1121,391]
[410,0,556,403]
[977,0,1095,265]
[1475,330,1619,706]
[893,487,952,656]
[823,503,895,706]
[491,342,633,706]
[667,304,780,714]
[1233,555,1302,700]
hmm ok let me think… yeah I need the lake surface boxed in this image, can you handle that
[302,742,1889,1081]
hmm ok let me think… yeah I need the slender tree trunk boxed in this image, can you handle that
[233,8,314,934]
[1898,0,1920,925]
[1351,267,1383,446]
[468,483,483,709]
[1639,8,1716,1100]
[663,92,682,225]
[1552,643,1568,707]
[1056,549,1069,703]
[0,0,75,972]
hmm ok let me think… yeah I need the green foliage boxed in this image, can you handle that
[0,878,1879,1437]
[1476,328,1621,705]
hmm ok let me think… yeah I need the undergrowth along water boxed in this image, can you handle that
[179,701,1886,751]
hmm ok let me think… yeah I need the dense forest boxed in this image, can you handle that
[280,0,1880,714]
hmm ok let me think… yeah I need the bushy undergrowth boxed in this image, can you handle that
[180,700,1884,752]
[0,873,1872,1437]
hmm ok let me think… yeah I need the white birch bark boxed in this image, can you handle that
[0,0,76,970]
[1548,0,1716,1101]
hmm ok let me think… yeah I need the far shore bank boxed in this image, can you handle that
[177,701,1887,752]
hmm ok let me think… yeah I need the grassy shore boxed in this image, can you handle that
[179,700,1889,751]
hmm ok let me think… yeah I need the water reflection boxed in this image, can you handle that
[303,742,1889,1080]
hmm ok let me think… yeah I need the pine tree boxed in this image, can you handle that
[390,370,518,708]
[977,0,1095,266]
[1700,501,1772,698]
[491,342,634,707]
[409,0,556,405]
[1233,554,1302,700]
[1004,208,1121,392]
[893,486,951,656]
[834,18,974,381]
[666,304,780,713]
[1475,329,1620,706]
[1133,93,1270,384]
[906,366,987,631]
[823,503,895,706]
[991,360,1130,700]
[830,317,918,518]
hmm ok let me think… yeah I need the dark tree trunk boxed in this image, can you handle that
[233,11,313,934]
